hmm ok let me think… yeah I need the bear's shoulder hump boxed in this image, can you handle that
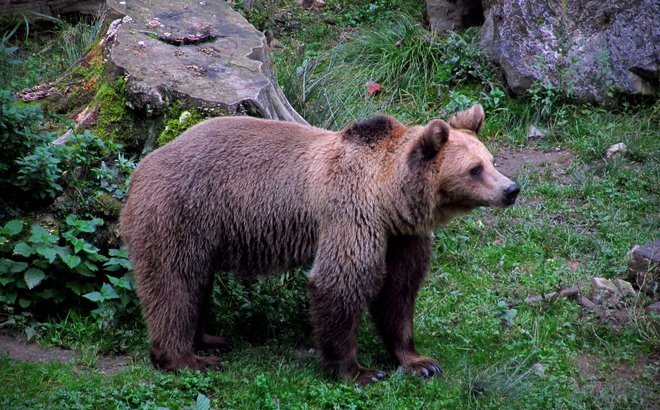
[341,115,402,146]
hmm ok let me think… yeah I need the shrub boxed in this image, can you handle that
[0,90,55,189]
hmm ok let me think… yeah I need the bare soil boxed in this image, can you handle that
[494,148,576,183]
[0,335,130,374]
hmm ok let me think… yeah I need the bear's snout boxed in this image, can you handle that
[503,183,520,206]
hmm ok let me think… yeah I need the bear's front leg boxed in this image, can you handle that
[309,226,388,385]
[370,234,442,378]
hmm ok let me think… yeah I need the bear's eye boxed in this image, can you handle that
[469,165,483,177]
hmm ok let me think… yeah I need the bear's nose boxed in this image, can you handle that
[503,183,520,205]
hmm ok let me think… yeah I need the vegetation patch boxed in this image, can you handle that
[157,106,205,146]
[0,2,657,409]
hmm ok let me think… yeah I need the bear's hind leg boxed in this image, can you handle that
[139,260,223,372]
[369,235,442,378]
[194,274,233,352]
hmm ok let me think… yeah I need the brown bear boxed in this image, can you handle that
[120,104,519,385]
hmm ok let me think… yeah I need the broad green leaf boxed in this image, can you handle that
[0,276,14,286]
[3,220,23,236]
[18,298,30,308]
[105,257,132,271]
[36,246,58,263]
[83,291,102,302]
[37,288,55,299]
[108,248,129,258]
[13,241,34,257]
[100,283,119,299]
[0,259,29,274]
[65,214,78,226]
[194,394,211,410]
[66,281,83,295]
[60,254,81,269]
[24,326,36,341]
[24,268,45,289]
[29,225,57,244]
[5,291,17,304]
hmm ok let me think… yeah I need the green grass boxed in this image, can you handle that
[1,3,659,409]
[0,15,102,91]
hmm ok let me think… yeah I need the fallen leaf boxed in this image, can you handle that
[365,80,381,96]
[298,0,326,8]
[394,38,404,47]
[566,261,580,269]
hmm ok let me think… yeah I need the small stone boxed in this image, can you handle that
[612,279,636,298]
[532,362,545,377]
[592,277,637,307]
[605,142,627,158]
[592,277,617,293]
[628,240,660,295]
[179,111,191,123]
[646,301,660,315]
[527,125,547,139]
[147,18,162,28]
[591,277,619,306]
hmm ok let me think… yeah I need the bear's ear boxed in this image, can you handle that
[449,104,485,134]
[408,119,449,166]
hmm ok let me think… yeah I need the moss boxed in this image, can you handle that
[156,107,205,146]
[43,42,105,116]
[92,78,134,145]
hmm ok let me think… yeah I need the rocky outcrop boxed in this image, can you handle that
[104,0,306,124]
[0,0,102,18]
[480,0,659,102]
[426,0,483,34]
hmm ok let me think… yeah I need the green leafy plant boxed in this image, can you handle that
[529,81,557,118]
[0,217,137,324]
[14,144,67,199]
[213,269,310,342]
[0,90,55,188]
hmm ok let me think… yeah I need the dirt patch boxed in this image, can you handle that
[494,148,576,184]
[575,353,660,409]
[0,335,131,375]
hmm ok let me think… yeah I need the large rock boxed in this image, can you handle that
[0,0,102,18]
[104,0,306,124]
[426,0,483,34]
[480,0,659,102]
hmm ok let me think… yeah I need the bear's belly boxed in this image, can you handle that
[213,215,317,277]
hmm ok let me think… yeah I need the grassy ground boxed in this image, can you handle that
[1,2,659,409]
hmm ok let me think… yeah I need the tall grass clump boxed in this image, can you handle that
[281,12,503,130]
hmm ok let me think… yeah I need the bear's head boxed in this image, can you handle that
[405,104,519,226]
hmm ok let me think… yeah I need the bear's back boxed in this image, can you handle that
[121,117,332,276]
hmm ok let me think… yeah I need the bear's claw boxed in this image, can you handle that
[404,356,443,378]
[347,367,389,385]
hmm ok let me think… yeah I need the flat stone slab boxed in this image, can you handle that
[105,0,306,123]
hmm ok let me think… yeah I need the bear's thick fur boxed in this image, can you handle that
[120,104,519,385]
